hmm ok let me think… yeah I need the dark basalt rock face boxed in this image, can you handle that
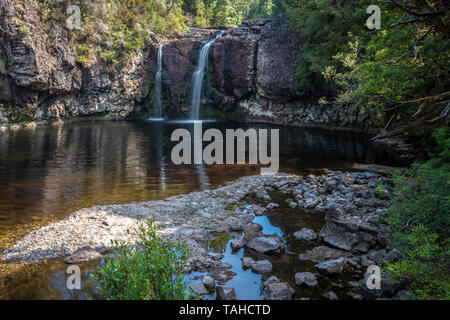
[0,0,153,125]
[1,3,385,132]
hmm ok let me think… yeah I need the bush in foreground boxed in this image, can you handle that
[93,219,191,300]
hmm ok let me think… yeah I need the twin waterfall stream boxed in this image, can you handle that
[153,32,224,120]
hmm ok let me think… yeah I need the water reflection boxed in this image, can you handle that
[0,120,400,299]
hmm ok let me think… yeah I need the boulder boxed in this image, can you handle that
[264,282,295,300]
[230,239,244,251]
[246,235,285,254]
[202,276,215,290]
[293,228,317,242]
[323,291,338,300]
[263,275,280,287]
[294,272,318,288]
[216,285,236,300]
[241,257,255,269]
[190,282,208,295]
[315,257,346,276]
[64,246,102,264]
[251,260,273,274]
[243,223,263,242]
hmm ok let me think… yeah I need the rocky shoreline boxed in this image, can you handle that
[2,170,410,300]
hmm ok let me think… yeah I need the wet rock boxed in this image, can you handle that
[230,239,244,251]
[266,202,279,209]
[394,290,415,300]
[347,290,364,300]
[323,291,338,300]
[365,249,387,265]
[358,274,394,300]
[243,223,263,242]
[64,246,102,264]
[315,257,346,276]
[264,282,295,300]
[248,205,267,216]
[190,282,208,295]
[293,228,317,242]
[385,249,402,263]
[263,275,280,287]
[304,198,319,209]
[361,256,375,268]
[251,260,273,274]
[246,235,285,254]
[299,246,353,264]
[241,257,255,269]
[226,217,246,232]
[294,272,318,288]
[202,276,215,290]
[216,285,236,300]
[210,253,224,260]
[211,270,237,283]
[319,219,360,251]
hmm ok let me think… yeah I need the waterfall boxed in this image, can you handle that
[189,31,224,120]
[154,44,164,118]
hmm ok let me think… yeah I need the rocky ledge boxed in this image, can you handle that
[2,170,406,300]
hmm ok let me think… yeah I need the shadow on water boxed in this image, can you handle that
[0,120,400,299]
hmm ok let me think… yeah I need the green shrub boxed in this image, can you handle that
[378,127,450,299]
[93,219,192,300]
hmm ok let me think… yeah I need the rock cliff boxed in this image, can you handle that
[0,2,383,132]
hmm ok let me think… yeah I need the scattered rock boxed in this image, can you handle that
[294,272,318,288]
[315,257,346,276]
[216,285,236,300]
[202,276,215,290]
[266,202,279,209]
[230,239,244,251]
[251,260,273,274]
[246,235,285,254]
[293,228,317,242]
[323,291,338,300]
[243,223,263,242]
[263,275,280,287]
[241,257,255,269]
[64,246,102,264]
[385,249,402,263]
[394,290,415,300]
[190,282,208,295]
[264,282,295,300]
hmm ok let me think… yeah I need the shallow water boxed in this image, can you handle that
[0,120,398,299]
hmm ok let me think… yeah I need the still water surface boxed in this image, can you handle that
[0,120,398,299]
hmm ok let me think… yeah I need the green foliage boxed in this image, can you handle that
[378,127,450,299]
[287,1,449,115]
[93,218,192,300]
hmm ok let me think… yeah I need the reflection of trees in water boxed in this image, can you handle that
[0,121,398,224]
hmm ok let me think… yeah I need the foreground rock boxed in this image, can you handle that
[293,228,317,242]
[315,257,346,276]
[216,285,236,300]
[264,282,295,300]
[251,260,273,274]
[295,272,318,288]
[64,246,104,264]
[245,235,285,254]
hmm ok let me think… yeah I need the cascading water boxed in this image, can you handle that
[189,31,224,120]
[154,44,164,118]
